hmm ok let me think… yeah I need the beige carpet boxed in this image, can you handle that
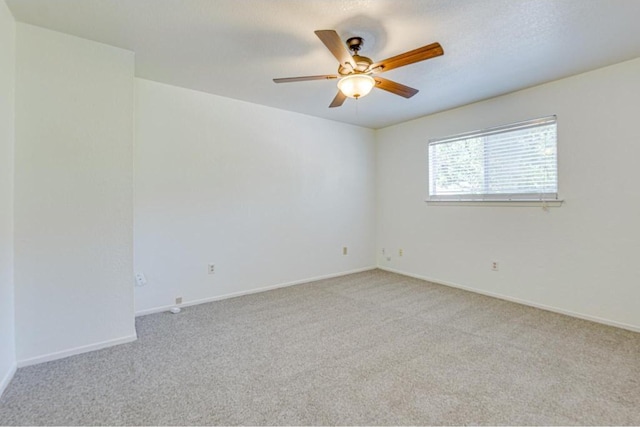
[1,269,639,425]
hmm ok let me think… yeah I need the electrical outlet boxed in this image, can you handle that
[135,272,147,287]
[208,264,215,274]
[343,247,348,255]
[491,261,499,271]
[399,249,403,257]
[175,297,182,305]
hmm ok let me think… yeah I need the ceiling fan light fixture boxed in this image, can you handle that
[337,74,375,99]
[273,30,443,108]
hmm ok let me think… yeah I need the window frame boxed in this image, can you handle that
[426,116,560,204]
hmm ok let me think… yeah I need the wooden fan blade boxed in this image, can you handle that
[374,77,419,98]
[273,75,338,83]
[329,91,347,108]
[369,42,443,73]
[315,30,356,69]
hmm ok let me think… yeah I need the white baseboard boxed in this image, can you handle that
[0,361,17,398]
[379,266,640,334]
[17,333,138,368]
[136,266,378,317]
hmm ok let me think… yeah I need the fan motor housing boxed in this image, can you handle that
[338,37,373,75]
[339,54,373,75]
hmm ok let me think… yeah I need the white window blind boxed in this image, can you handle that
[428,116,557,201]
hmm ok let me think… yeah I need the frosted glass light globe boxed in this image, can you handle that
[337,74,375,99]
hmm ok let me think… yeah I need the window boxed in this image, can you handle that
[428,116,557,202]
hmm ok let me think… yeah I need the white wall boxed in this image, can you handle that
[377,57,640,331]
[134,79,376,313]
[0,0,16,394]
[14,24,136,364]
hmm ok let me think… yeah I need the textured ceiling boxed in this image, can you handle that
[7,0,640,129]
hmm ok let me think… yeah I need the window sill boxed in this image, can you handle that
[425,200,564,208]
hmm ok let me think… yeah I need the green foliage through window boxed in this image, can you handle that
[428,116,557,201]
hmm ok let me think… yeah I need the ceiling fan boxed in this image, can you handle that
[273,30,444,108]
